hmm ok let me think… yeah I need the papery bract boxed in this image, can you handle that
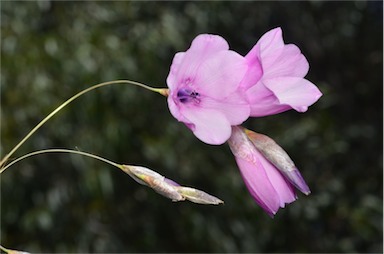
[245,129,310,195]
[241,27,322,116]
[166,34,250,145]
[121,165,184,201]
[177,186,224,205]
[228,126,302,216]
[120,165,223,205]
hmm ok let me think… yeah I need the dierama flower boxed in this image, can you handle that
[166,28,322,145]
[166,34,250,145]
[241,27,322,116]
[228,126,310,216]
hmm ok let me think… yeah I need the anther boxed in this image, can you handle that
[177,88,200,103]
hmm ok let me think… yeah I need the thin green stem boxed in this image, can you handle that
[0,149,121,174]
[0,80,168,170]
[0,245,8,253]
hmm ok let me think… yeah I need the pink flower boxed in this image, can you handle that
[166,29,320,215]
[228,126,310,216]
[241,27,322,116]
[166,28,322,145]
[166,34,250,145]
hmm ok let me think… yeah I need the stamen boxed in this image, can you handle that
[177,88,200,103]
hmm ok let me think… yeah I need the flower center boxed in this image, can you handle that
[177,88,200,103]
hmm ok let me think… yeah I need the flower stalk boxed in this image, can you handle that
[0,80,168,170]
[1,149,223,205]
[0,245,30,254]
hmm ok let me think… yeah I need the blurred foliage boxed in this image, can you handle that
[1,1,382,253]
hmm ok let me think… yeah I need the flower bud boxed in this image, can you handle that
[120,165,163,186]
[120,165,223,204]
[244,129,310,195]
[176,187,224,205]
[120,165,184,201]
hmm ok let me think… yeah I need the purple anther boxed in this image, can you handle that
[177,88,200,103]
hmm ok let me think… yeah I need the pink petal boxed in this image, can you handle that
[256,149,297,207]
[182,106,232,145]
[240,28,285,90]
[238,56,263,91]
[201,92,250,125]
[263,77,323,112]
[244,27,309,83]
[195,50,248,99]
[243,27,285,72]
[175,34,229,85]
[255,27,285,60]
[190,34,229,53]
[234,156,281,216]
[246,81,291,117]
[167,95,192,124]
[166,52,185,90]
[262,44,309,79]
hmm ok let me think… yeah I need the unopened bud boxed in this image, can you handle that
[120,165,184,201]
[151,178,185,202]
[177,187,224,205]
[245,129,311,195]
[120,165,224,204]
[120,165,162,186]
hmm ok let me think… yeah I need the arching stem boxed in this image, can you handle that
[0,80,168,170]
[0,148,121,174]
[0,148,224,205]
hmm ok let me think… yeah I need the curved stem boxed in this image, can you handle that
[0,80,168,169]
[0,245,8,253]
[0,149,121,174]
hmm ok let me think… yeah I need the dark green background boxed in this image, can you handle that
[1,1,382,253]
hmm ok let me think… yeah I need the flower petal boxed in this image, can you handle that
[262,44,309,79]
[195,50,248,98]
[190,34,229,53]
[244,27,284,73]
[175,34,229,85]
[201,92,250,125]
[254,27,285,60]
[182,106,232,145]
[246,81,291,117]
[167,95,192,124]
[239,57,263,90]
[167,52,185,90]
[253,147,297,207]
[240,28,285,91]
[234,155,281,216]
[263,77,323,112]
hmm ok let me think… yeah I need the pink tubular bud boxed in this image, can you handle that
[244,129,310,195]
